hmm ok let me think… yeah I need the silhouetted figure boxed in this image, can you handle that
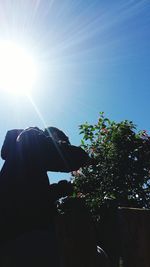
[0,127,90,244]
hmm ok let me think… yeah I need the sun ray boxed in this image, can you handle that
[27,94,47,128]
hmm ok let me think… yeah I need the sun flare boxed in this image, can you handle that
[0,41,37,95]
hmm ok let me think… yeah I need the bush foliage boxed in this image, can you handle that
[72,113,150,220]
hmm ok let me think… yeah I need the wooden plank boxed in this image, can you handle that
[119,208,150,267]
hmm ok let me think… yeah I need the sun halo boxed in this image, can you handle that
[0,41,37,96]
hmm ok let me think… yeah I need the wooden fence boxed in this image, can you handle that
[55,199,102,267]
[55,202,150,267]
[119,207,150,267]
[97,207,150,267]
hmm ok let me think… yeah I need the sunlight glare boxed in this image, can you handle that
[0,41,37,95]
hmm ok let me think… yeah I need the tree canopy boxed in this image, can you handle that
[72,113,150,220]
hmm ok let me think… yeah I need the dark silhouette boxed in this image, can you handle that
[0,127,90,244]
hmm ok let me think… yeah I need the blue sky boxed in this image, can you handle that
[0,0,149,182]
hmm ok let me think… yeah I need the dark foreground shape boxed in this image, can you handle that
[0,127,108,266]
[0,199,110,267]
[0,228,59,267]
[0,127,90,240]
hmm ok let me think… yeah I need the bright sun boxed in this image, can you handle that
[0,41,37,95]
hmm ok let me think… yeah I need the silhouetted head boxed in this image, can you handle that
[1,127,90,172]
[1,127,47,170]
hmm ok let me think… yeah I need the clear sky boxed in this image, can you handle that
[0,0,149,182]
